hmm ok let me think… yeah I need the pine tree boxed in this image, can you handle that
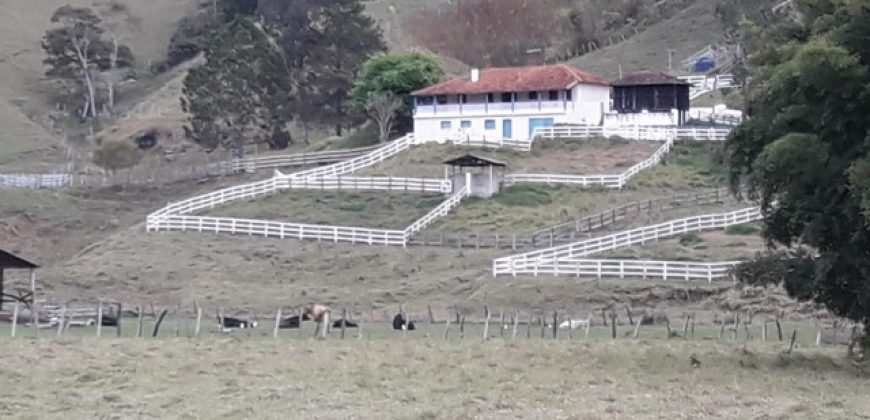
[181,18,293,158]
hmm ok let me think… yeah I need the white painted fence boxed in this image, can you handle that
[220,145,382,173]
[446,136,532,152]
[511,259,741,282]
[290,134,416,180]
[275,175,452,194]
[0,174,72,188]
[688,107,743,126]
[504,138,673,189]
[147,215,408,246]
[405,185,469,236]
[533,125,730,142]
[492,207,762,276]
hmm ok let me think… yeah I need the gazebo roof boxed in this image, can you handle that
[612,71,691,87]
[443,154,507,168]
[0,249,38,269]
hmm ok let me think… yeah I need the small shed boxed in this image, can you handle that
[443,154,506,198]
[0,249,39,311]
[612,71,691,124]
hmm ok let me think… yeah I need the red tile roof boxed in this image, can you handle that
[411,64,609,96]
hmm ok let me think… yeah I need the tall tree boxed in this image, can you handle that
[181,18,293,158]
[259,0,386,136]
[42,6,133,118]
[363,91,403,143]
[727,0,870,338]
[94,1,140,112]
[350,51,444,135]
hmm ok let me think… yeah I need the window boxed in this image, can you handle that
[458,94,467,104]
[460,120,472,129]
[484,120,496,130]
[419,96,434,105]
[565,89,573,101]
[501,92,514,103]
[440,121,452,130]
[487,93,495,103]
[529,91,538,100]
[436,95,448,105]
[548,90,559,101]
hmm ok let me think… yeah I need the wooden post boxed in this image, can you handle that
[552,311,558,339]
[152,309,169,337]
[443,318,451,340]
[96,300,104,337]
[136,305,144,337]
[340,309,347,339]
[56,305,66,337]
[682,313,689,339]
[499,310,506,338]
[787,329,797,354]
[601,308,608,327]
[526,314,533,339]
[610,314,617,339]
[719,320,726,340]
[459,315,465,339]
[482,306,490,341]
[11,302,19,337]
[585,313,591,338]
[762,321,768,342]
[633,317,642,339]
[815,325,822,347]
[690,313,695,339]
[539,315,546,339]
[115,303,123,337]
[32,301,39,338]
[775,315,783,341]
[194,303,202,338]
[511,310,519,339]
[625,307,634,326]
[273,308,282,339]
[665,318,672,339]
[318,311,330,340]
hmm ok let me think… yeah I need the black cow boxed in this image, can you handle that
[278,315,302,329]
[218,316,258,330]
[332,319,358,328]
[392,314,416,331]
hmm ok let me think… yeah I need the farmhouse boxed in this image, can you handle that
[411,64,611,142]
[606,71,692,126]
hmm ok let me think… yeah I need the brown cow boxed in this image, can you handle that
[302,304,332,322]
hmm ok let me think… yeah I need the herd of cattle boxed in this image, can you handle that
[217,304,415,333]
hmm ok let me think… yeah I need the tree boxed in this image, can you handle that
[364,92,403,143]
[181,18,293,158]
[350,52,444,135]
[42,6,134,118]
[258,0,386,136]
[92,140,142,175]
[727,1,870,337]
[94,1,140,111]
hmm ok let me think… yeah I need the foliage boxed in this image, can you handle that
[350,52,443,134]
[259,0,386,136]
[492,186,553,207]
[92,140,141,174]
[727,1,870,331]
[362,91,403,143]
[678,233,703,246]
[181,18,293,158]
[42,6,134,118]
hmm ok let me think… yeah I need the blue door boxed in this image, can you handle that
[502,119,513,139]
[528,117,555,139]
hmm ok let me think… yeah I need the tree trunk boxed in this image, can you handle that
[107,36,119,112]
[73,40,97,119]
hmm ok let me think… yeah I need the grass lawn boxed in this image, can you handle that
[0,336,865,419]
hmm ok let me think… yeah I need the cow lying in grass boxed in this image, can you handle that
[218,316,257,332]
[279,315,357,329]
[393,313,415,331]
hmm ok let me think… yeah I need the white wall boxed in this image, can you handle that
[571,84,611,125]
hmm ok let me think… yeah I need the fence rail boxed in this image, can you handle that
[276,175,452,194]
[493,207,762,276]
[405,186,469,236]
[0,174,72,188]
[220,145,383,173]
[445,137,533,152]
[533,126,730,142]
[148,215,408,246]
[290,134,416,181]
[512,259,741,282]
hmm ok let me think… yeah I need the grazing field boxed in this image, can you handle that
[360,138,659,178]
[202,190,446,229]
[600,230,765,262]
[0,338,866,419]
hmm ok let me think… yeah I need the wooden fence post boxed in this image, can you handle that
[443,318,451,340]
[815,324,822,347]
[601,308,608,327]
[482,306,490,341]
[625,307,634,326]
[10,303,19,338]
[511,310,519,339]
[318,311,330,340]
[552,311,558,339]
[194,303,202,338]
[152,309,169,338]
[526,314,533,339]
[340,309,347,339]
[787,329,797,354]
[539,315,546,339]
[116,303,123,337]
[459,315,466,339]
[56,306,66,337]
[273,308,282,339]
[499,310,506,338]
[610,313,617,339]
[632,317,642,339]
[775,315,783,341]
[96,300,104,337]
[682,313,689,339]
[136,305,144,338]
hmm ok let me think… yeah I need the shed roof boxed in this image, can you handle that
[612,71,691,87]
[0,249,38,269]
[443,154,507,168]
[412,64,608,96]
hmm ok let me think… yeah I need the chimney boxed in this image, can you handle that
[470,68,480,83]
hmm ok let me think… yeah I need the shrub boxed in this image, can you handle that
[92,140,142,174]
[678,233,703,246]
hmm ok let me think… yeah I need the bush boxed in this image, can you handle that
[678,233,703,246]
[92,140,142,174]
[493,186,553,207]
[725,223,760,236]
